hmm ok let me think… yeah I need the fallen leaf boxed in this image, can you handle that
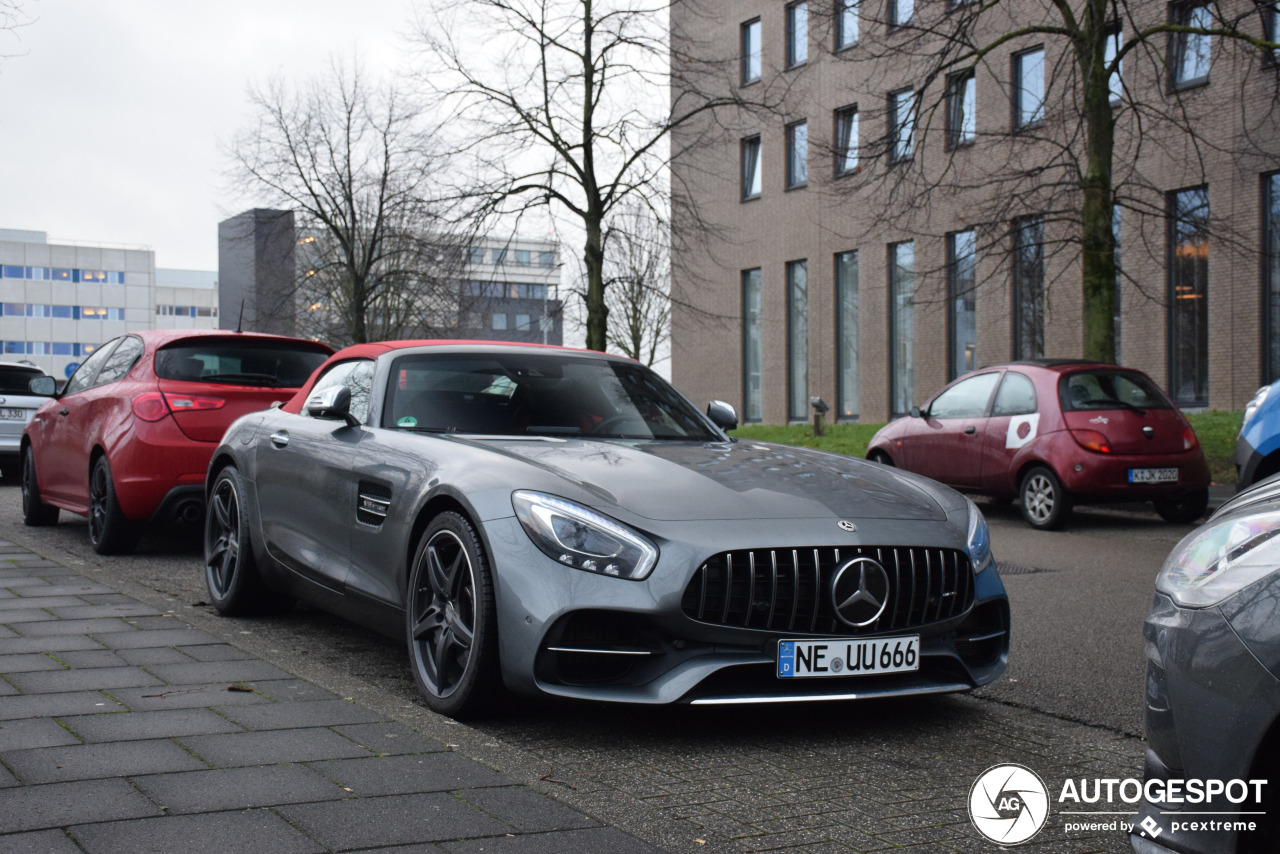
[226,684,254,693]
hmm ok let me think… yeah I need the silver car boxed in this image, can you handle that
[0,361,54,475]
[203,341,1010,717]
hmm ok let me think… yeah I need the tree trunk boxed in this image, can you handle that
[584,213,608,351]
[1078,4,1118,363]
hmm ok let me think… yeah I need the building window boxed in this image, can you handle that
[947,230,978,379]
[467,247,486,265]
[1012,217,1046,360]
[834,106,859,175]
[786,121,808,189]
[1106,26,1124,102]
[889,242,915,415]
[741,18,762,84]
[888,88,916,163]
[492,248,507,265]
[513,250,531,266]
[946,71,976,148]
[742,269,763,422]
[836,0,858,49]
[1169,186,1209,406]
[1266,3,1280,65]
[741,135,762,200]
[786,2,808,68]
[515,313,531,330]
[492,313,508,331]
[787,260,809,421]
[1171,2,1212,88]
[889,0,914,29]
[1266,173,1280,383]
[835,250,859,419]
[1014,47,1045,128]
[538,251,556,267]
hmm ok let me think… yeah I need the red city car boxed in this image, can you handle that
[866,360,1211,529]
[21,330,333,554]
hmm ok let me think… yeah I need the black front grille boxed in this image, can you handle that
[681,546,974,635]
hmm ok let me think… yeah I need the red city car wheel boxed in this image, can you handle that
[1019,465,1071,530]
[21,447,59,527]
[88,456,139,555]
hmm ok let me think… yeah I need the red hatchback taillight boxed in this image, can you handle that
[1182,426,1199,451]
[132,393,171,422]
[163,392,226,412]
[1070,429,1112,454]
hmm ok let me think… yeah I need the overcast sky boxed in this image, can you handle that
[0,0,413,271]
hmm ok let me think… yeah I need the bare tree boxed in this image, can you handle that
[819,0,1280,362]
[602,203,670,366]
[226,59,474,346]
[410,0,782,353]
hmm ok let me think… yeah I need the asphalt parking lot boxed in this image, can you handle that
[0,483,1202,853]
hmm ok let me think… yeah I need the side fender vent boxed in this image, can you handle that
[357,481,392,527]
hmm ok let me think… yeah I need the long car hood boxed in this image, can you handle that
[466,437,947,522]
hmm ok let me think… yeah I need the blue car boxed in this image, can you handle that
[1237,380,1280,490]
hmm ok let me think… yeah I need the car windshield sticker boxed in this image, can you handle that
[1006,413,1040,449]
[397,416,418,427]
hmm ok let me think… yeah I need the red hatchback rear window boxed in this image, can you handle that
[1058,369,1173,413]
[155,339,329,389]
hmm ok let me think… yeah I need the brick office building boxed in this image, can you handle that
[669,0,1280,423]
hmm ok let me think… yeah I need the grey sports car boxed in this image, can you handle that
[203,341,1010,717]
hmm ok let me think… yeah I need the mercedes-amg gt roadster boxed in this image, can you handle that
[203,341,1010,718]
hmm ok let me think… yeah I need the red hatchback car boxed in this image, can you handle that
[21,330,333,554]
[866,360,1211,529]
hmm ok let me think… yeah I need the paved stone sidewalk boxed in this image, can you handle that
[0,540,661,854]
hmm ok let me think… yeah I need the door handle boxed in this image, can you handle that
[269,430,289,448]
[58,408,69,416]
[964,426,976,435]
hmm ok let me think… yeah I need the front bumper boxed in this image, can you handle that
[484,515,1009,705]
[1131,590,1280,853]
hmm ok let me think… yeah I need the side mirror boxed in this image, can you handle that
[909,406,922,418]
[29,376,56,397]
[707,400,739,431]
[306,385,358,427]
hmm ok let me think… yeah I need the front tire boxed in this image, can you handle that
[204,467,287,615]
[88,456,138,555]
[869,450,895,467]
[406,512,502,719]
[1019,465,1071,530]
[1154,488,1209,524]
[21,448,59,526]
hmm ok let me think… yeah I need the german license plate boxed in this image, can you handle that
[1129,467,1177,484]
[0,408,26,421]
[778,636,920,678]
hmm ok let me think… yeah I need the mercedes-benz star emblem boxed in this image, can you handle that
[830,557,890,627]
[837,520,857,532]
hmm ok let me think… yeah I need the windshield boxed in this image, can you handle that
[155,339,330,389]
[384,352,720,441]
[1059,369,1173,412]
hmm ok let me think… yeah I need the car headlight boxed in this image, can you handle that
[1241,384,1272,434]
[966,499,993,573]
[1156,508,1280,607]
[512,490,659,580]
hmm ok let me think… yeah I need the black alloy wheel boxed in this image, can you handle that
[88,456,138,555]
[203,467,286,616]
[21,448,58,526]
[406,512,500,718]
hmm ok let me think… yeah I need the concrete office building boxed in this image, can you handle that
[218,209,563,345]
[669,0,1280,423]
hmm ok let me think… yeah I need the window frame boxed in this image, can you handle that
[742,269,764,422]
[835,250,859,420]
[1167,185,1210,406]
[1013,47,1046,130]
[1105,24,1124,103]
[741,18,762,85]
[835,0,859,50]
[888,88,916,163]
[833,105,859,176]
[741,135,763,200]
[945,70,976,148]
[889,241,915,416]
[1265,172,1280,384]
[1012,216,1046,360]
[786,120,809,189]
[889,0,915,30]
[1170,1,1213,89]
[786,2,809,68]
[786,259,810,422]
[947,229,978,380]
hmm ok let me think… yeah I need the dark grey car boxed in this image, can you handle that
[1133,474,1280,854]
[203,341,1010,717]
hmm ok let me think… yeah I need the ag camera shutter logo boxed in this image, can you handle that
[968,764,1050,845]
